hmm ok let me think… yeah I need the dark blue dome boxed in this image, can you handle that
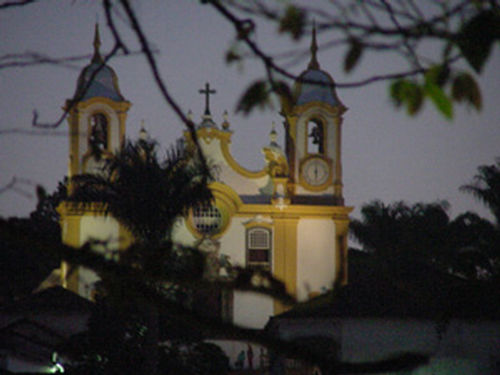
[295,69,339,107]
[75,62,124,101]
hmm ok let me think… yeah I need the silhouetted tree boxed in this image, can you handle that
[0,217,59,302]
[0,182,66,302]
[350,200,499,280]
[63,138,217,375]
[460,158,500,279]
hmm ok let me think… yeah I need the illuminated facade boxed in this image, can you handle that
[59,25,352,330]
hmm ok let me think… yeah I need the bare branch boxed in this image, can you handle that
[0,176,38,198]
[0,52,87,70]
[0,0,37,9]
[0,128,67,136]
[115,0,211,178]
[380,0,422,69]
[103,0,129,54]
[0,50,144,71]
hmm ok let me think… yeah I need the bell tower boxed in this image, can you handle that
[282,25,347,204]
[59,25,131,298]
[65,24,131,180]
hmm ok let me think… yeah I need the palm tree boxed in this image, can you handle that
[66,138,216,375]
[460,158,500,279]
[460,158,500,227]
[71,138,213,245]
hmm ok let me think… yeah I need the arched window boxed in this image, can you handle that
[307,119,324,154]
[89,113,108,151]
[246,227,272,269]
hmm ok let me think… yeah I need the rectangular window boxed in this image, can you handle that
[247,227,272,269]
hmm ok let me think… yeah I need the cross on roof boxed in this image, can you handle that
[199,82,216,115]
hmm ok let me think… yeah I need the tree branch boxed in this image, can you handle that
[115,0,211,177]
[0,0,37,9]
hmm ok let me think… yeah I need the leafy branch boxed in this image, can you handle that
[209,0,499,118]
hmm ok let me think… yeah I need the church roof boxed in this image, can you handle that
[0,286,93,316]
[0,287,92,371]
[74,24,124,102]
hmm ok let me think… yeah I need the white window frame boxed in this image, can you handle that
[246,227,272,269]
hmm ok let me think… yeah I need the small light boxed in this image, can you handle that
[49,363,65,373]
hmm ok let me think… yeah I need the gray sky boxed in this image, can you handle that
[1,1,499,223]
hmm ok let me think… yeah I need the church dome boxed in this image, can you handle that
[294,68,339,106]
[74,24,124,102]
[75,63,124,101]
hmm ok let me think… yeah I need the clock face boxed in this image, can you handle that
[302,157,330,187]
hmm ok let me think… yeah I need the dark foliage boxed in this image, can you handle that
[0,218,59,303]
[61,292,154,375]
[0,180,66,302]
[30,178,67,230]
[159,342,229,375]
[70,138,213,245]
[350,199,500,280]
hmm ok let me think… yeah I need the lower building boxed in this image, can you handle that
[0,287,92,374]
[266,255,500,375]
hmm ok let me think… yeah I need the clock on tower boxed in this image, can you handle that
[300,156,331,190]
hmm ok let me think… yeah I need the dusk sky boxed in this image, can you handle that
[1,1,499,224]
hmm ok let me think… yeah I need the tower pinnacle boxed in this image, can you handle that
[139,120,148,141]
[307,20,320,70]
[92,23,103,64]
[269,121,278,146]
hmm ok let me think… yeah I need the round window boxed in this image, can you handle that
[192,206,222,235]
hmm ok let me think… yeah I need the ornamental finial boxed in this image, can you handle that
[270,121,278,145]
[92,23,103,63]
[308,20,320,70]
[222,110,230,130]
[139,120,148,141]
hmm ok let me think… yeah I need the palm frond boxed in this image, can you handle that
[69,138,213,244]
[460,158,500,225]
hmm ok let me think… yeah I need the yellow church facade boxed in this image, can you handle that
[58,25,352,330]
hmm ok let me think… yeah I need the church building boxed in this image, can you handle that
[57,24,352,332]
